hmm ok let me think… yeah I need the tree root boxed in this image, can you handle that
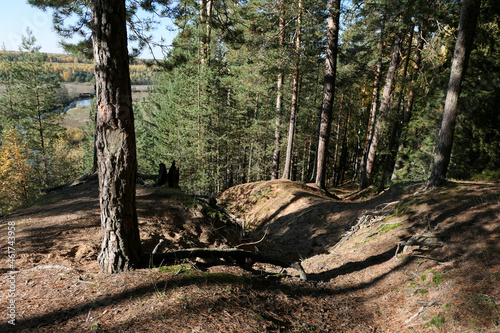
[146,247,307,281]
[329,202,398,253]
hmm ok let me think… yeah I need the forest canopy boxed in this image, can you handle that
[1,0,499,212]
[134,0,500,194]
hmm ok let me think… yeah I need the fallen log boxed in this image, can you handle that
[147,247,307,281]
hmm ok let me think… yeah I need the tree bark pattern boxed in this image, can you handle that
[428,0,481,188]
[362,32,402,189]
[315,0,342,189]
[92,0,143,273]
[282,0,302,180]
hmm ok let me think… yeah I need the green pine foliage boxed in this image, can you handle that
[2,0,499,205]
[0,30,82,212]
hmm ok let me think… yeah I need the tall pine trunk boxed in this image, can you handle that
[361,32,402,189]
[272,1,285,180]
[379,25,414,191]
[428,0,481,188]
[359,18,385,189]
[315,0,341,189]
[199,0,213,65]
[282,0,302,180]
[392,25,425,180]
[92,0,143,273]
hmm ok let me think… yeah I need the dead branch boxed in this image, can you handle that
[399,241,444,247]
[235,229,268,249]
[411,254,446,262]
[147,247,307,281]
[330,206,394,252]
[395,232,443,259]
[12,264,80,273]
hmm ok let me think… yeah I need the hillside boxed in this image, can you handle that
[0,179,499,332]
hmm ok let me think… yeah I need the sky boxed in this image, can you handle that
[0,1,177,59]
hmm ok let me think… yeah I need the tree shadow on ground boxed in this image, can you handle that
[1,256,414,333]
[307,245,403,281]
[250,185,409,260]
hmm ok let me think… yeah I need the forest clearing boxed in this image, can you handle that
[0,178,498,332]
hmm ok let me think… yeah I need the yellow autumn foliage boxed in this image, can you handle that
[0,128,39,214]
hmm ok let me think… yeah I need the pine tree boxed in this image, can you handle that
[315,0,341,189]
[428,0,482,188]
[92,0,143,273]
[1,29,64,187]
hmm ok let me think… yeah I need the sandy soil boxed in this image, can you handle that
[0,179,499,332]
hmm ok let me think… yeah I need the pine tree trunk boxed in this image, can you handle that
[392,25,425,180]
[379,25,415,191]
[271,71,282,180]
[359,18,385,190]
[271,2,285,180]
[336,94,350,186]
[332,90,344,186]
[362,32,402,189]
[315,0,341,189]
[428,0,481,188]
[35,91,48,185]
[282,0,303,180]
[199,0,212,65]
[92,0,143,273]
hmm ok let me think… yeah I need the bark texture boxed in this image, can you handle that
[392,25,425,180]
[271,0,285,180]
[315,0,342,189]
[361,33,402,189]
[359,18,385,190]
[92,0,143,273]
[282,0,302,180]
[428,0,481,188]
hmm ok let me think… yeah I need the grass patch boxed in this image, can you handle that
[157,263,193,274]
[414,288,428,296]
[425,312,445,330]
[380,222,402,233]
[431,270,446,287]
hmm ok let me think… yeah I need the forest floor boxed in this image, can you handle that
[0,178,499,332]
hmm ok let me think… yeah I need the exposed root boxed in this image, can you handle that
[148,247,307,281]
[329,201,399,253]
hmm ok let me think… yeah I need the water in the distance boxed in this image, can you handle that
[75,99,91,106]
[64,99,92,112]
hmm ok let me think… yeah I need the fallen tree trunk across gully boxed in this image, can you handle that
[146,247,307,281]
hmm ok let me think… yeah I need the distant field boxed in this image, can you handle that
[64,83,149,98]
[63,83,94,99]
[62,104,92,131]
[0,82,150,131]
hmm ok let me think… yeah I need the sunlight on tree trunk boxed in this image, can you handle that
[315,0,341,189]
[428,0,481,188]
[92,0,143,273]
[362,33,402,189]
[282,0,302,180]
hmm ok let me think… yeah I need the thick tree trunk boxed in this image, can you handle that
[362,32,402,189]
[428,0,481,188]
[315,0,341,189]
[92,0,143,273]
[282,0,302,180]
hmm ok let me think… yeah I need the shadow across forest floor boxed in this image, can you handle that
[0,179,498,332]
